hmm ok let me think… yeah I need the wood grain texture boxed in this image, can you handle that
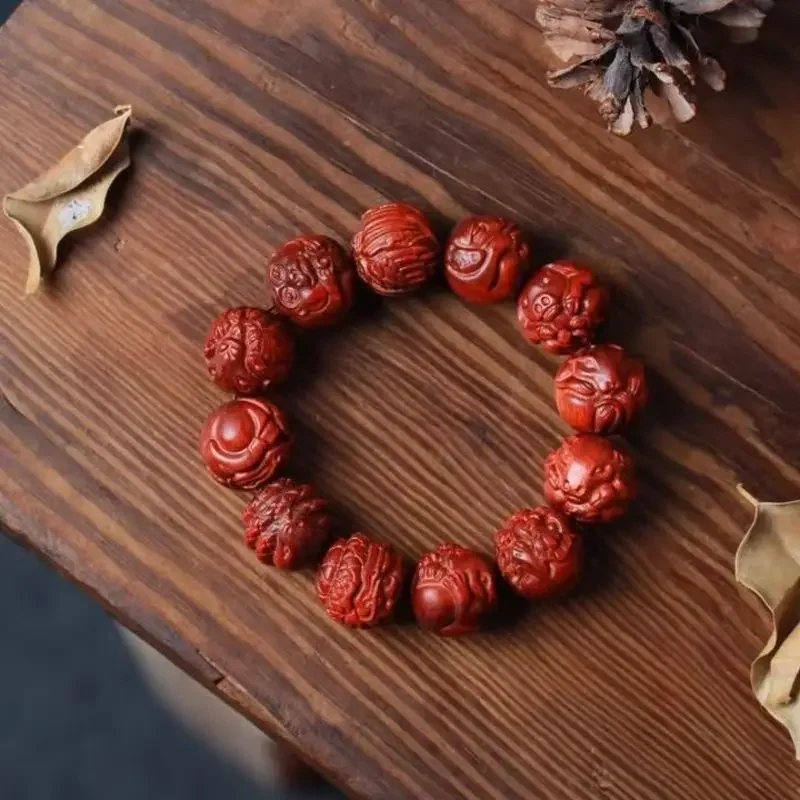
[2,1,800,797]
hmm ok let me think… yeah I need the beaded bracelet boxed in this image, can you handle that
[199,202,648,637]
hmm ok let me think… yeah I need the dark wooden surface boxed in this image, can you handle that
[2,1,800,798]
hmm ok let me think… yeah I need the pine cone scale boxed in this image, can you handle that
[537,0,771,134]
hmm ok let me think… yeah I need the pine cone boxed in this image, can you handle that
[536,0,773,135]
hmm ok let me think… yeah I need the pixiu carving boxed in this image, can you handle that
[199,398,292,490]
[544,434,636,524]
[495,507,583,600]
[204,306,294,394]
[555,344,648,434]
[411,544,497,636]
[351,202,439,295]
[267,235,357,327]
[517,261,609,354]
[243,478,332,569]
[316,534,404,628]
[444,216,529,304]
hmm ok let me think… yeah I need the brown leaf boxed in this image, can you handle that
[735,486,800,758]
[3,105,133,295]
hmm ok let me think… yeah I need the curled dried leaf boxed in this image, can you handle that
[735,486,800,758]
[3,105,133,295]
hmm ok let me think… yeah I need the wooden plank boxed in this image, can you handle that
[1,1,799,797]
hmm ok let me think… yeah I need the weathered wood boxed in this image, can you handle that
[2,1,799,797]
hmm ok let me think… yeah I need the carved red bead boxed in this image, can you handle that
[555,344,648,434]
[445,216,529,304]
[351,202,439,295]
[203,307,294,395]
[316,534,404,628]
[411,544,497,636]
[495,507,583,599]
[544,434,636,524]
[199,398,292,490]
[517,261,609,354]
[266,235,357,327]
[243,479,332,569]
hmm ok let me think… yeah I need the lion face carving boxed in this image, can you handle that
[544,435,636,523]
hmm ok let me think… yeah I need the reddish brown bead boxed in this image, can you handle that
[266,235,357,328]
[316,534,404,628]
[495,507,583,600]
[555,344,648,434]
[351,202,439,295]
[243,479,332,569]
[517,261,609,354]
[445,216,529,304]
[204,307,294,395]
[199,398,292,490]
[544,435,636,524]
[411,544,497,636]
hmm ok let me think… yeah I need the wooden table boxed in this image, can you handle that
[2,1,799,797]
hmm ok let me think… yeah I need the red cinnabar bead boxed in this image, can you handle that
[555,344,648,434]
[544,434,636,523]
[204,307,294,395]
[199,398,292,490]
[495,507,583,599]
[351,202,439,295]
[517,261,609,354]
[243,479,332,569]
[411,544,497,636]
[266,235,357,327]
[445,216,529,304]
[316,534,404,628]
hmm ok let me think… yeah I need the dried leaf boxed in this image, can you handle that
[735,486,800,758]
[3,105,133,295]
